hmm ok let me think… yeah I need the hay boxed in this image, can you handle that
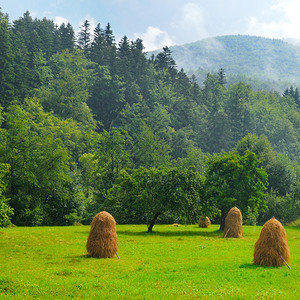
[86,211,118,258]
[253,217,290,267]
[198,216,211,228]
[223,207,243,238]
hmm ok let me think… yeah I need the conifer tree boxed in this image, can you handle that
[78,20,91,53]
[217,68,226,86]
[0,10,15,106]
[59,23,75,50]
[90,23,106,64]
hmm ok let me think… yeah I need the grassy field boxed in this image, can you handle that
[0,224,299,299]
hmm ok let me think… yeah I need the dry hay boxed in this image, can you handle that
[198,216,211,228]
[86,211,118,258]
[223,207,243,238]
[253,217,290,267]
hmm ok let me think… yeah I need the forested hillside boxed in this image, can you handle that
[0,11,299,228]
[163,35,300,91]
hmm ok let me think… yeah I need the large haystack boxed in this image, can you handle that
[223,207,243,238]
[86,211,118,258]
[253,217,290,267]
[198,216,211,228]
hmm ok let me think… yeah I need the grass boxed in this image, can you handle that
[0,224,299,299]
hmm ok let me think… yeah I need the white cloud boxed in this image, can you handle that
[247,0,300,39]
[134,26,174,51]
[171,2,208,43]
[54,16,69,26]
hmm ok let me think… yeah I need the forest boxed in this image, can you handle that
[0,10,299,229]
[166,35,300,92]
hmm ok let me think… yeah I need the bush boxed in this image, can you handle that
[258,190,299,225]
[0,198,14,227]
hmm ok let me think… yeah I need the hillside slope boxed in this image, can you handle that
[167,35,300,86]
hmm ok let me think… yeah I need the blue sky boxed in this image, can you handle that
[1,0,300,51]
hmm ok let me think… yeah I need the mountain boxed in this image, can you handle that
[159,35,300,90]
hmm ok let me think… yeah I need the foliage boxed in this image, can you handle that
[0,9,299,226]
[204,150,268,229]
[106,167,204,232]
[167,35,300,87]
[0,99,90,225]
[0,163,13,227]
[258,190,300,225]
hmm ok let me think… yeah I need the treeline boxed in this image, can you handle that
[0,11,299,227]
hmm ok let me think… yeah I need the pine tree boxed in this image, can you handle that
[294,87,300,108]
[59,23,75,50]
[155,46,177,74]
[104,23,114,46]
[217,68,226,86]
[0,10,15,107]
[77,20,91,53]
[289,86,294,98]
[90,23,106,64]
[283,88,289,97]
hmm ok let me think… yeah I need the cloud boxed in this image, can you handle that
[247,0,300,39]
[134,26,174,51]
[171,2,208,43]
[54,16,69,26]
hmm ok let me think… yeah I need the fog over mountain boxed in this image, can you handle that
[154,35,300,91]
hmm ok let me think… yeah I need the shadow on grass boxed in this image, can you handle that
[66,254,95,260]
[239,263,282,269]
[117,229,223,238]
[239,263,261,269]
[67,254,120,261]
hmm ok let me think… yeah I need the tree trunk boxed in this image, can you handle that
[220,209,226,230]
[147,213,160,233]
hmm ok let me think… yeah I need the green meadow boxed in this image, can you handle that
[0,224,299,299]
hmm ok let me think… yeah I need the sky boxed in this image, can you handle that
[1,0,300,51]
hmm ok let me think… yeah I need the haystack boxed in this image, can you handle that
[86,211,118,258]
[223,207,243,238]
[253,217,290,267]
[198,216,211,228]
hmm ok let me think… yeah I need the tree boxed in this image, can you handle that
[106,167,204,232]
[226,82,252,147]
[200,73,230,153]
[88,65,125,130]
[94,127,132,192]
[0,11,15,107]
[204,150,268,230]
[294,88,300,108]
[59,23,75,50]
[134,122,171,168]
[36,49,95,124]
[89,23,106,64]
[0,99,89,226]
[154,46,177,80]
[0,163,13,227]
[217,68,226,86]
[236,134,297,196]
[77,20,91,53]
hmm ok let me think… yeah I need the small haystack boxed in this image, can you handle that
[253,217,290,267]
[198,216,211,228]
[223,207,243,238]
[86,211,118,258]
